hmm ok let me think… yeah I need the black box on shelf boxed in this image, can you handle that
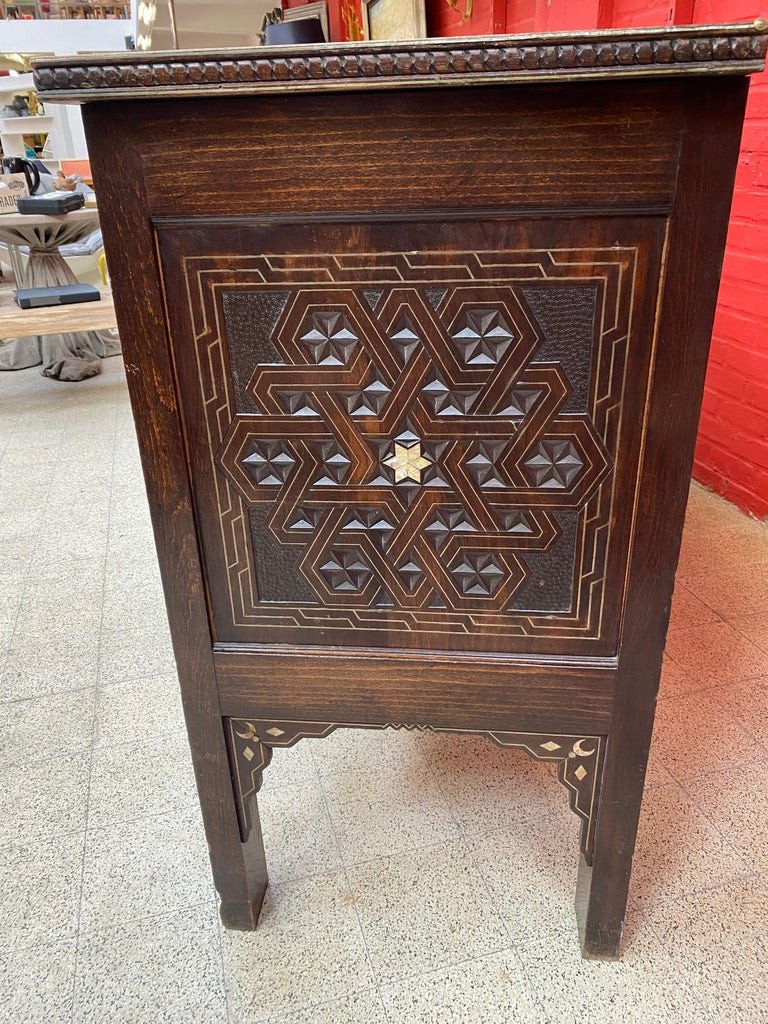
[16,192,85,215]
[14,284,101,308]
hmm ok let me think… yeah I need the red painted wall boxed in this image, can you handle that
[694,37,768,518]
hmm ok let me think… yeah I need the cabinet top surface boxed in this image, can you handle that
[34,21,766,103]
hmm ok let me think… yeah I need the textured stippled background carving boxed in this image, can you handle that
[163,226,651,651]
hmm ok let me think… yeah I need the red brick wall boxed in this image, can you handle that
[417,0,768,518]
[694,41,768,518]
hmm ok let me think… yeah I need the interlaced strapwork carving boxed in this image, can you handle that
[181,241,640,645]
[217,276,612,615]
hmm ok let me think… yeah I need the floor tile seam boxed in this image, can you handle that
[639,774,760,860]
[90,723,189,752]
[97,634,173,660]
[656,680,765,704]
[722,601,768,622]
[514,925,712,1019]
[339,825,475,874]
[666,606,768,639]
[341,828,515,994]
[659,750,768,788]
[252,984,386,1024]
[76,897,220,950]
[72,392,121,1011]
[462,848,576,1013]
[502,944,554,1023]
[672,745,768,796]
[639,908,737,1024]
[332,831,474,874]
[306,747,392,1019]
[81,783,203,827]
[661,653,768,688]
[629,860,764,916]
[0,836,88,960]
[0,821,88,853]
[85,797,204,833]
[374,939,537,999]
[417,741,482,843]
[672,580,726,620]
[217,891,234,1024]
[95,666,178,690]
[0,680,96,711]
[658,751,768,812]
[369,937,521,990]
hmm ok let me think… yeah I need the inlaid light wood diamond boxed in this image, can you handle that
[541,741,562,752]
[574,765,588,781]
[266,726,285,737]
[243,746,255,761]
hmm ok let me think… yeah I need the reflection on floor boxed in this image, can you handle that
[1,357,767,1024]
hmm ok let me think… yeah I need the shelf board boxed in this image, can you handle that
[0,116,54,135]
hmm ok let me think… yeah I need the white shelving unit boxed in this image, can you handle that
[0,73,53,159]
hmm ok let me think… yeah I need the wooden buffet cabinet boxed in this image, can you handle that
[35,22,766,958]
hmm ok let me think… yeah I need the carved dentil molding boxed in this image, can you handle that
[33,24,767,102]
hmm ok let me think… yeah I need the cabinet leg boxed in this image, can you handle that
[217,805,269,930]
[573,749,646,959]
[212,720,271,930]
[575,853,625,959]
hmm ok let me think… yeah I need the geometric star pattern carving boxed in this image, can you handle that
[451,551,507,596]
[219,286,613,614]
[524,439,584,489]
[300,311,359,365]
[242,441,295,485]
[452,308,516,366]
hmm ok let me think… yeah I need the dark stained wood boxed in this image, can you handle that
[158,213,664,659]
[575,73,750,959]
[81,106,269,931]
[32,22,768,101]
[214,647,616,731]
[88,84,685,218]
[39,28,762,958]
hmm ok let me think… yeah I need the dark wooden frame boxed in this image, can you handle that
[35,25,763,958]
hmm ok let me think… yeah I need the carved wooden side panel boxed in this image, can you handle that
[226,717,606,862]
[159,217,664,654]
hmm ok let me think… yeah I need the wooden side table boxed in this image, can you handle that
[0,209,120,378]
[35,21,767,958]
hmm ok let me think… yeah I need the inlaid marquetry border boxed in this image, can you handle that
[225,716,606,863]
[173,240,638,645]
[33,23,767,102]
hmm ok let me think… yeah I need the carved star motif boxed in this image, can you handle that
[452,309,515,366]
[300,311,359,365]
[384,441,432,484]
[524,439,583,489]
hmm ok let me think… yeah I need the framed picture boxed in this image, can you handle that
[361,0,426,40]
[283,1,330,42]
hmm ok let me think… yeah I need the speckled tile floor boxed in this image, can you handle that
[1,356,768,1024]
